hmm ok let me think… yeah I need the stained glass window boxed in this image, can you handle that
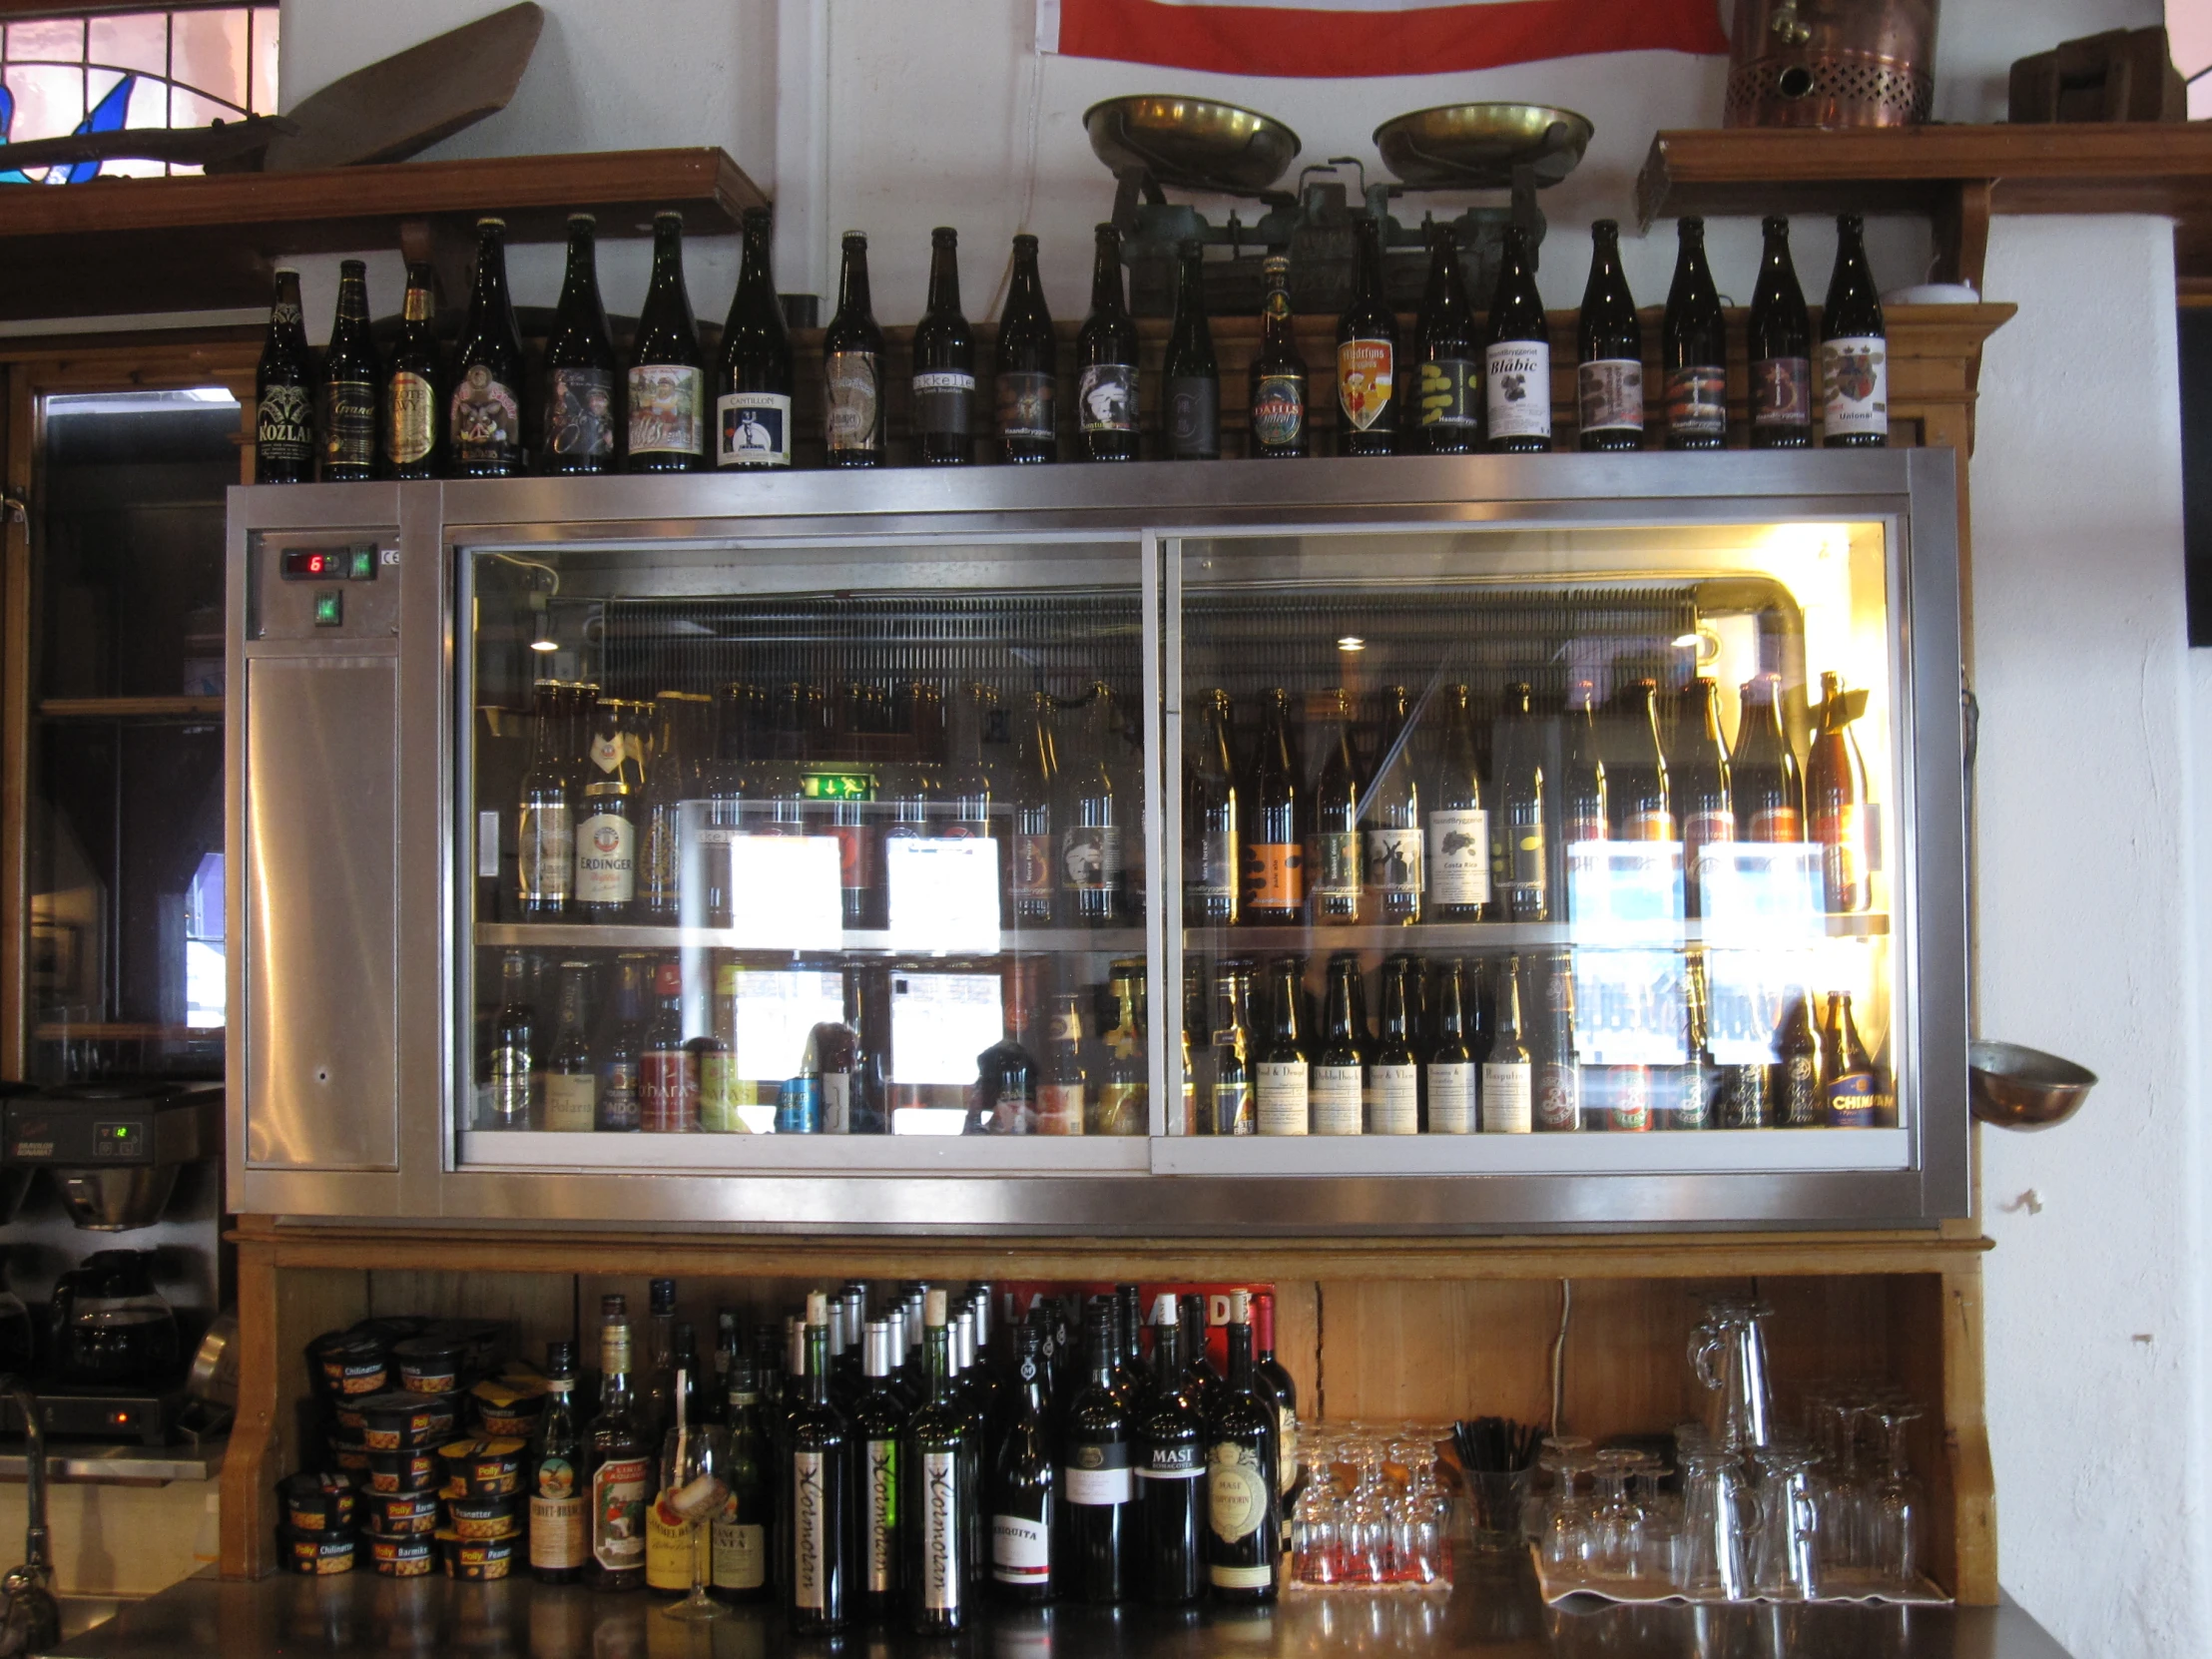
[0,7,278,183]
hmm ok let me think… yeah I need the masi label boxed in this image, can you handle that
[1484,341,1551,439]
[1078,362,1137,433]
[1426,808,1489,905]
[718,391,792,466]
[1337,338,1393,430]
[1821,336,1887,438]
[1256,1062,1309,1136]
[546,367,615,460]
[1481,1060,1533,1134]
[920,1450,962,1610]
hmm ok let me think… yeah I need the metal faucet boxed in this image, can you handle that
[0,1377,57,1658]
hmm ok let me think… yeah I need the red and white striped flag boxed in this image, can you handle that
[1038,0,1728,78]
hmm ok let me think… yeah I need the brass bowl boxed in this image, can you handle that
[1374,103,1594,191]
[1968,1040,2097,1132]
[1083,95,1301,195]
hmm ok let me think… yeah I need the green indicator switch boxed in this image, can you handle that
[348,546,376,581]
[313,589,343,627]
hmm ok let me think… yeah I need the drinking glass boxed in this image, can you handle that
[1525,1434,1591,1541]
[1539,1444,1597,1575]
[1343,1436,1391,1584]
[1590,1447,1643,1576]
[1869,1402,1926,1592]
[1752,1438,1823,1600]
[659,1422,731,1622]
[1293,1463,1347,1584]
[1675,1435,1757,1600]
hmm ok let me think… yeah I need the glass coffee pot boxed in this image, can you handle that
[49,1250,178,1388]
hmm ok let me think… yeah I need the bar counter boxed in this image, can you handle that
[49,1557,2071,1659]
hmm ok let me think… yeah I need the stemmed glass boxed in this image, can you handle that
[1590,1447,1643,1576]
[1539,1443,1597,1573]
[1869,1401,1926,1592]
[660,1419,732,1622]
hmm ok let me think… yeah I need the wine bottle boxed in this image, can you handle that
[1164,239,1221,460]
[541,215,619,475]
[1483,224,1550,453]
[1409,226,1478,454]
[711,1353,771,1602]
[1136,1293,1205,1605]
[1749,216,1813,449]
[1661,217,1727,449]
[1575,220,1643,452]
[717,205,794,469]
[850,1320,905,1622]
[788,1295,849,1633]
[1821,213,1888,448]
[1204,1292,1279,1602]
[1059,1306,1132,1603]
[1076,223,1140,461]
[995,234,1058,464]
[1251,1294,1300,1502]
[903,1291,969,1633]
[990,1320,1055,1602]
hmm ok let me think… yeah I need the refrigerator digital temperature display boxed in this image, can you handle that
[279,547,377,581]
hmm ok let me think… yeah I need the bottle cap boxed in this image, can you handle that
[925,1288,948,1329]
[602,1294,626,1317]
[1152,1292,1178,1327]
[544,1340,577,1378]
[807,1290,830,1327]
[650,1279,677,1315]
[1229,1289,1250,1324]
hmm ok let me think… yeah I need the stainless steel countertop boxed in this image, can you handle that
[45,1556,2072,1659]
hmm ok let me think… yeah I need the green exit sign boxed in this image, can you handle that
[803,771,875,801]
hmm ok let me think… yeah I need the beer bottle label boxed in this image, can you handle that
[1078,362,1138,433]
[1749,804,1803,842]
[716,390,791,467]
[1426,808,1490,906]
[792,1449,830,1609]
[1608,1065,1653,1132]
[698,1053,738,1133]
[1211,1079,1252,1136]
[1095,1080,1145,1136]
[1337,338,1394,431]
[1256,1061,1310,1137]
[546,367,616,460]
[992,1512,1050,1582]
[1752,355,1813,430]
[1415,357,1478,430]
[1370,1062,1418,1134]
[1311,1064,1363,1136]
[825,350,883,453]
[1013,830,1055,902]
[1427,1060,1476,1133]
[1820,336,1888,438]
[450,364,521,465]
[1484,341,1551,439]
[1577,358,1645,433]
[1187,827,1237,900]
[518,803,574,903]
[1363,827,1422,898]
[1481,1060,1532,1133]
[997,370,1057,441]
[1622,808,1675,842]
[920,1450,963,1610]
[628,364,704,456]
[1565,803,1607,843]
[1062,825,1122,892]
[711,1513,766,1590]
[640,1048,699,1133]
[1037,1082,1086,1136]
[1826,1066,1880,1127]
[1064,1440,1132,1505]
[575,812,635,904]
[646,1495,695,1589]
[912,369,974,438]
[865,1436,899,1593]
[598,1057,640,1132]
[529,1488,585,1571]
[1814,802,1868,906]
[1167,375,1219,458]
[320,378,376,470]
[489,1042,530,1127]
[541,1072,597,1134]
[1509,820,1547,887]
[1242,841,1304,910]
[387,371,437,466]
[1666,364,1728,437]
[1313,830,1361,905]
[1778,1053,1821,1127]
[1251,372,1306,449]
[257,381,314,466]
[1675,1062,1714,1129]
[590,1454,650,1572]
[1535,1059,1579,1131]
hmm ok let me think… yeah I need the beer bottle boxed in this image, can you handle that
[640,957,699,1133]
[576,699,644,922]
[450,218,527,477]
[995,233,1058,464]
[254,267,314,483]
[1748,216,1813,449]
[488,950,535,1129]
[1362,685,1423,926]
[1244,689,1304,923]
[1256,955,1310,1137]
[1163,240,1220,461]
[1483,224,1551,453]
[1674,677,1735,917]
[1095,960,1149,1136]
[1726,1035,1776,1130]
[759,684,812,836]
[385,263,442,480]
[1310,690,1362,924]
[1561,675,1608,847]
[639,693,702,923]
[912,228,976,465]
[1808,669,1872,911]
[1820,991,1879,1126]
[1248,253,1307,458]
[541,961,598,1133]
[626,212,706,472]
[1409,226,1478,455]
[1011,692,1058,924]
[1821,213,1888,447]
[1064,683,1124,923]
[718,206,794,469]
[1671,954,1715,1131]
[972,980,1038,1135]
[1662,217,1728,449]
[1370,960,1419,1135]
[1427,684,1489,921]
[824,232,886,467]
[1208,960,1256,1136]
[1337,214,1398,455]
[1426,958,1477,1134]
[1609,680,1672,841]
[1576,220,1643,452]
[597,955,648,1132]
[318,260,378,480]
[1312,954,1366,1136]
[542,215,619,475]
[517,680,574,920]
[1774,990,1822,1127]
[1186,688,1239,925]
[1036,994,1088,1137]
[1495,683,1547,922]
[1733,672,1804,841]
[1533,954,1579,1132]
[1076,224,1140,461]
[1480,953,1532,1133]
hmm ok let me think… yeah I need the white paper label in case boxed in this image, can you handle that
[1427,1061,1475,1133]
[1311,1066,1363,1136]
[887,836,1001,954]
[724,834,842,950]
[1481,1061,1532,1133]
[477,811,500,878]
[1369,1063,1418,1134]
[890,972,1003,1087]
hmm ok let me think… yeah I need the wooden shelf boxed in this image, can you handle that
[37,696,224,720]
[0,146,764,322]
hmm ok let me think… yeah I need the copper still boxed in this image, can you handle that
[1725,0,1939,128]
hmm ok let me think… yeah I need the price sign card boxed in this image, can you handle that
[886,837,1002,954]
[722,834,842,950]
[730,969,844,1083]
[1696,844,1824,948]
[889,971,1003,1087]
[1571,948,1688,1066]
[1566,842,1686,944]
[1703,947,1820,1065]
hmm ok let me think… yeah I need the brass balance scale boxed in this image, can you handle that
[1083,95,1593,317]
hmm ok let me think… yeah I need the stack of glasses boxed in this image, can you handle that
[1288,1423,1459,1587]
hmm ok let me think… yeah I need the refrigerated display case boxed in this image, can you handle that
[226,452,1964,1231]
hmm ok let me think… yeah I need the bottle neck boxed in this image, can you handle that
[650,223,684,290]
[925,1324,953,1404]
[741,221,776,297]
[563,227,597,294]
[926,240,961,316]
[1356,221,1383,297]
[805,1324,830,1404]
[838,244,872,320]
[1091,234,1123,315]
[1225,1321,1254,1389]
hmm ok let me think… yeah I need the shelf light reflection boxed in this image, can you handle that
[1337,636,1366,652]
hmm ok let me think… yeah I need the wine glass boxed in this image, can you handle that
[660,1421,731,1622]
[1869,1401,1926,1592]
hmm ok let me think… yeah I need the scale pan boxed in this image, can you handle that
[1374,103,1593,191]
[1084,95,1302,195]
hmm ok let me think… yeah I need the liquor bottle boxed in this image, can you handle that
[488,950,534,1130]
[1059,1305,1132,1603]
[1255,955,1311,1137]
[529,1341,586,1583]
[318,260,378,480]
[1822,214,1888,447]
[1204,1292,1279,1602]
[825,232,886,467]
[1076,223,1140,461]
[903,1292,969,1633]
[1481,953,1533,1133]
[1409,226,1478,454]
[1369,960,1419,1135]
[1208,960,1256,1136]
[1662,217,1727,449]
[516,681,573,920]
[1012,692,1058,925]
[639,695,698,923]
[1675,678,1735,918]
[1248,253,1308,457]
[1363,685,1423,925]
[1251,1294,1299,1502]
[995,234,1058,464]
[1096,960,1149,1136]
[254,268,314,483]
[972,978,1037,1135]
[712,1353,771,1602]
[717,206,794,469]
[1312,954,1366,1137]
[626,212,706,472]
[1136,1294,1204,1604]
[1038,994,1088,1137]
[1427,684,1489,921]
[1245,689,1305,923]
[846,1323,902,1618]
[1562,676,1609,847]
[576,699,641,920]
[1338,214,1399,455]
[1065,684,1125,923]
[1483,224,1551,453]
[585,1295,652,1591]
[1809,670,1873,912]
[595,954,647,1133]
[1310,690,1362,924]
[1820,992,1879,1126]
[1426,958,1477,1133]
[641,1279,681,1452]
[1159,238,1222,461]
[1610,680,1673,841]
[1496,683,1547,922]
[912,227,976,465]
[991,1320,1055,1601]
[790,1294,850,1632]
[1749,217,1813,449]
[1734,672,1805,841]
[1532,955,1579,1133]
[1576,220,1644,452]
[541,214,619,475]
[450,218,527,477]
[540,961,597,1133]
[645,1360,700,1596]
[1186,688,1240,925]
[383,262,442,480]
[640,959,699,1133]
